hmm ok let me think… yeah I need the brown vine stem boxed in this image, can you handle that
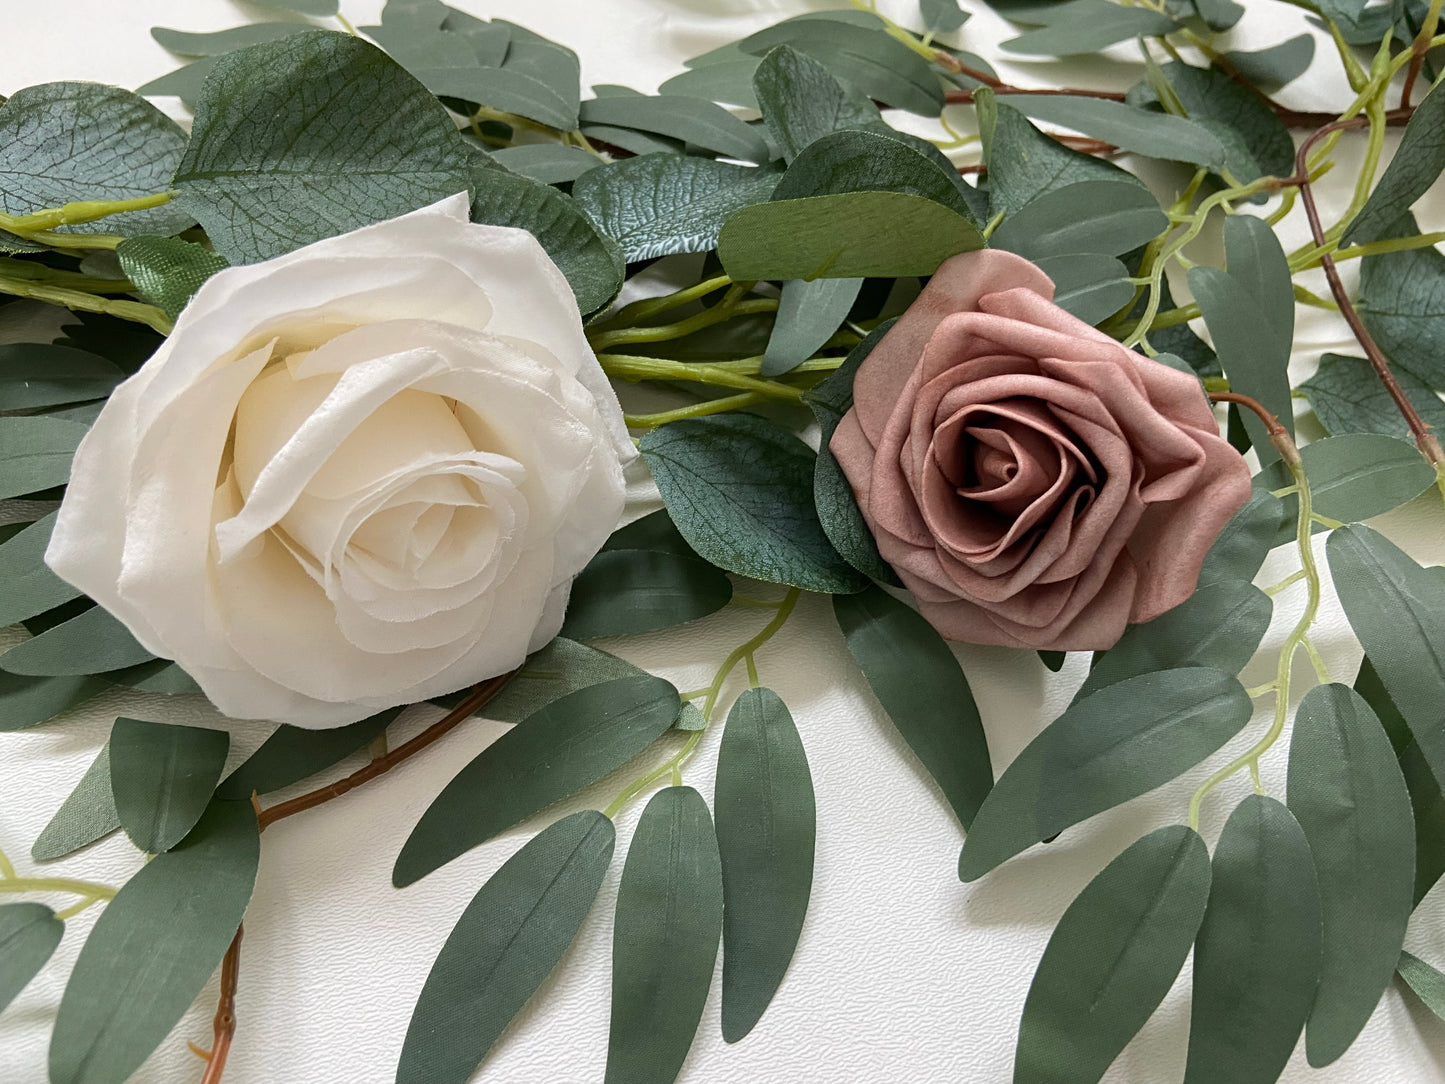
[1401,0,1444,109]
[198,926,242,1084]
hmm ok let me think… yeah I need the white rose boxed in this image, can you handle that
[45,194,633,728]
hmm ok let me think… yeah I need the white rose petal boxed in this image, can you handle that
[46,194,632,728]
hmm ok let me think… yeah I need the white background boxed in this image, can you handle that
[4,1,1445,1083]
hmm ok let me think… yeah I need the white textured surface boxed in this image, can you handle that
[4,2,1445,1083]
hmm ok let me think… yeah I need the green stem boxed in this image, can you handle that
[0,274,171,333]
[0,878,117,903]
[599,274,733,329]
[597,354,804,402]
[623,392,767,429]
[0,256,133,294]
[588,289,776,350]
[0,191,171,233]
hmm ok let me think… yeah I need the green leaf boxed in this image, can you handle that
[571,156,779,262]
[396,810,614,1084]
[1223,36,1316,88]
[579,95,770,164]
[0,82,193,236]
[0,344,122,411]
[1033,253,1134,325]
[1398,951,1445,1018]
[115,235,227,321]
[1141,62,1295,183]
[834,586,993,829]
[562,549,733,640]
[1193,0,1244,30]
[268,0,340,14]
[136,58,218,107]
[1038,650,1066,672]
[50,800,259,1084]
[719,191,984,280]
[1197,487,1285,586]
[640,413,867,595]
[0,513,81,627]
[752,45,885,163]
[1185,795,1321,1084]
[151,23,326,55]
[0,415,87,499]
[991,180,1168,260]
[0,903,64,1013]
[107,659,203,697]
[660,60,762,111]
[1302,352,1445,440]
[1300,433,1436,523]
[1014,826,1211,1084]
[1286,683,1414,1066]
[109,718,228,854]
[921,0,970,33]
[31,743,120,862]
[1002,2,1178,55]
[1346,79,1445,245]
[1356,212,1445,389]
[1008,96,1227,169]
[959,668,1253,881]
[394,675,680,886]
[468,167,624,316]
[0,604,154,677]
[601,508,698,558]
[0,672,107,733]
[606,786,722,1084]
[802,320,902,585]
[714,687,814,1042]
[172,32,476,264]
[489,144,600,185]
[217,707,401,800]
[1075,580,1272,702]
[762,276,862,376]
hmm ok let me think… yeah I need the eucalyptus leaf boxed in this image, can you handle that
[834,586,993,829]
[217,707,402,800]
[489,144,600,185]
[959,668,1253,881]
[0,603,154,677]
[752,45,885,163]
[1184,795,1321,1084]
[0,514,81,628]
[0,903,63,1014]
[1033,253,1134,324]
[49,800,259,1084]
[136,58,217,107]
[31,743,120,862]
[396,811,614,1084]
[1014,826,1211,1084]
[1346,78,1445,245]
[0,344,122,411]
[268,0,340,14]
[1143,61,1295,184]
[151,23,324,56]
[109,717,228,854]
[1193,0,1244,30]
[394,675,680,886]
[1398,951,1445,1018]
[715,687,814,1042]
[0,672,107,733]
[991,181,1168,261]
[660,60,763,111]
[106,659,203,697]
[561,548,734,640]
[762,276,862,376]
[1197,487,1286,586]
[1223,36,1316,89]
[921,0,970,33]
[115,235,227,321]
[1298,433,1435,525]
[579,95,770,164]
[1002,2,1178,55]
[0,415,87,499]
[602,509,698,557]
[1302,352,1445,440]
[606,786,722,1084]
[1009,96,1227,170]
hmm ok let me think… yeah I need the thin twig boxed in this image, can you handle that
[198,925,242,1084]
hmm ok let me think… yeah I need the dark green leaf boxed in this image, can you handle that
[959,668,1253,881]
[396,810,614,1084]
[1185,795,1320,1084]
[0,415,87,499]
[31,743,120,861]
[752,46,885,163]
[489,144,600,185]
[0,604,154,677]
[921,0,970,33]
[1193,0,1244,30]
[269,0,340,14]
[1015,826,1211,1084]
[136,58,217,107]
[602,508,697,558]
[1038,650,1066,672]
[561,548,733,640]
[607,786,722,1084]
[115,235,227,321]
[1223,36,1316,88]
[1398,951,1445,1018]
[640,413,867,595]
[834,586,993,829]
[1304,433,1436,522]
[1356,212,1445,389]
[1302,352,1445,440]
[0,344,122,411]
[1346,79,1445,245]
[0,671,106,732]
[49,800,259,1084]
[762,276,862,376]
[0,83,193,236]
[1287,683,1413,1066]
[992,181,1167,260]
[151,23,325,55]
[1002,2,1178,55]
[105,658,203,697]
[217,707,401,800]
[579,95,770,164]
[1034,253,1134,324]
[0,903,63,1013]
[109,718,228,854]
[571,156,778,262]
[394,675,680,886]
[0,513,81,627]
[1144,62,1295,183]
[715,687,814,1042]
[660,60,762,111]
[172,33,475,264]
[1009,96,1227,169]
[1197,487,1285,586]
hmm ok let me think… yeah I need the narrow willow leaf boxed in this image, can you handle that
[0,604,154,677]
[0,903,63,1014]
[1301,352,1445,440]
[135,58,217,107]
[32,744,120,861]
[106,658,203,697]
[396,811,614,1084]
[0,513,81,627]
[1346,79,1445,244]
[1075,580,1271,702]
[834,586,993,829]
[762,276,862,376]
[1296,433,1435,525]
[151,23,324,55]
[571,156,778,262]
[394,675,680,886]
[0,416,88,499]
[268,0,340,14]
[1185,795,1320,1084]
[640,413,867,595]
[715,688,814,1042]
[217,707,402,800]
[752,45,884,163]
[1198,481,1282,592]
[50,800,259,1084]
[0,672,107,732]
[489,144,600,185]
[1287,684,1413,1066]
[992,181,1168,260]
[110,718,229,854]
[1015,826,1210,1084]
[959,669,1253,881]
[579,95,770,164]
[660,59,762,111]
[1223,215,1296,364]
[607,787,723,1084]
[1002,2,1177,55]
[1223,36,1316,88]
[1009,96,1226,169]
[0,344,122,411]
[1398,951,1445,1018]
[115,235,227,321]
[173,33,476,264]
[719,191,984,280]
[1032,253,1133,325]
[562,549,733,640]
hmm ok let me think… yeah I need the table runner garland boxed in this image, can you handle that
[3,1,1445,1081]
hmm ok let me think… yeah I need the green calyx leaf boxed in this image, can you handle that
[114,235,227,321]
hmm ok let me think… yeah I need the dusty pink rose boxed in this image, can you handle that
[830,249,1252,651]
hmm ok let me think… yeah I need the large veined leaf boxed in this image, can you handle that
[1301,352,1445,440]
[0,603,154,677]
[752,45,885,163]
[1014,826,1211,1084]
[31,743,120,861]
[172,32,476,264]
[218,707,402,799]
[1355,212,1445,389]
[959,668,1253,880]
[393,675,680,886]
[640,413,867,595]
[1007,96,1227,170]
[1287,683,1414,1066]
[0,903,64,1014]
[833,586,993,829]
[0,513,81,627]
[49,800,260,1084]
[0,416,88,500]
[1185,796,1321,1084]
[396,811,614,1084]
[606,787,723,1084]
[990,180,1168,261]
[109,717,228,854]
[561,548,733,640]
[1345,78,1445,244]
[714,688,815,1042]
[0,344,123,411]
